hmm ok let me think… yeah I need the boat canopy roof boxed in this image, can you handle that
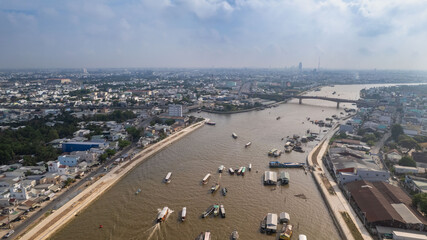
[264,171,277,181]
[203,173,211,180]
[266,213,278,227]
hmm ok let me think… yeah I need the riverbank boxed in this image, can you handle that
[18,120,207,240]
[200,100,287,114]
[307,124,372,240]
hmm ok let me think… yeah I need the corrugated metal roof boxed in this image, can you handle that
[391,203,422,224]
[264,171,277,181]
[346,180,425,225]
[393,231,427,240]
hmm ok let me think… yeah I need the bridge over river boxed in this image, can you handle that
[283,95,365,108]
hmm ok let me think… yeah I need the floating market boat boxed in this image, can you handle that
[211,183,220,193]
[202,205,215,218]
[164,172,172,183]
[202,173,211,184]
[181,207,186,222]
[231,230,239,240]
[156,207,169,223]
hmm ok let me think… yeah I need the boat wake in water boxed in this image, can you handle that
[144,224,161,240]
[143,208,175,240]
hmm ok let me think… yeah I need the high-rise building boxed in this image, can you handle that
[298,62,302,71]
[168,104,183,117]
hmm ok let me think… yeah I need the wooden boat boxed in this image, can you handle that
[231,230,239,240]
[164,172,172,183]
[279,224,293,240]
[156,207,169,223]
[202,205,215,218]
[195,232,204,240]
[213,205,219,216]
[220,204,226,218]
[202,173,211,184]
[181,207,186,222]
[211,183,220,193]
[222,187,228,196]
[204,231,211,240]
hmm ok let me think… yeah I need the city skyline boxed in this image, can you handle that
[1,0,427,70]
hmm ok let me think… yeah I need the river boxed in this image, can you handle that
[51,84,414,240]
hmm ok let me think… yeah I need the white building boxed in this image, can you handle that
[394,165,421,175]
[168,104,183,117]
[73,129,90,138]
[9,183,29,200]
[338,168,390,184]
[48,161,60,173]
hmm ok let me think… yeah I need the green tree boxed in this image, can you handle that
[391,124,404,141]
[413,193,427,215]
[47,129,59,142]
[398,135,420,153]
[99,153,108,162]
[118,139,131,149]
[63,178,75,187]
[165,119,175,126]
[105,149,116,157]
[126,127,141,142]
[398,156,416,167]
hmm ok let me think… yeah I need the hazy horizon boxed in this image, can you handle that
[1,0,427,70]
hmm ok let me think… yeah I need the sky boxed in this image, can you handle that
[1,0,427,70]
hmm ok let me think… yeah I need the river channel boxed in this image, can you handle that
[51,84,404,240]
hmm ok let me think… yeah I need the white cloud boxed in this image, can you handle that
[1,0,427,69]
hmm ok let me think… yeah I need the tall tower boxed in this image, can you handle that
[298,62,302,72]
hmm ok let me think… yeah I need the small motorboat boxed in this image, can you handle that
[135,188,141,195]
[245,142,252,148]
[195,232,204,240]
[211,183,220,193]
[213,205,219,216]
[231,230,239,240]
[220,204,226,218]
[204,231,211,240]
[222,187,228,196]
[156,207,169,223]
[202,205,215,218]
[181,207,186,222]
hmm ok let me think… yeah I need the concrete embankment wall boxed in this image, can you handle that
[20,120,207,240]
[307,140,349,240]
